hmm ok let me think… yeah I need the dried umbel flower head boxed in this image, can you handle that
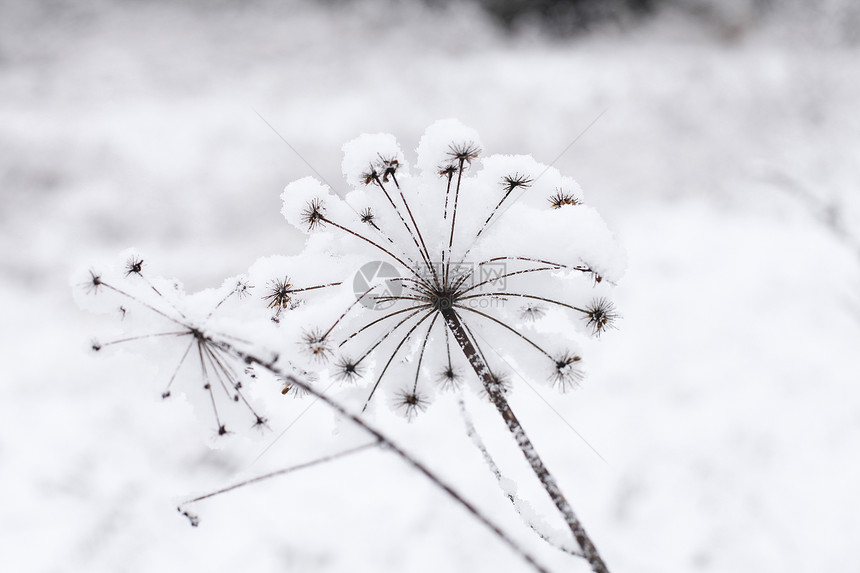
[76,252,272,438]
[275,120,625,418]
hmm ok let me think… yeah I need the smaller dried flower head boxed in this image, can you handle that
[360,207,377,226]
[437,365,462,391]
[549,190,581,209]
[83,269,103,295]
[550,352,583,392]
[234,278,253,299]
[125,256,144,277]
[437,163,458,179]
[361,166,379,187]
[502,173,533,194]
[520,303,546,322]
[302,329,332,362]
[334,356,364,383]
[395,389,428,420]
[301,198,326,230]
[377,154,400,184]
[583,297,619,337]
[446,142,481,166]
[263,276,294,311]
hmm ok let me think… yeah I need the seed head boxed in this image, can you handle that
[334,356,364,383]
[302,329,332,362]
[550,352,583,392]
[549,189,581,209]
[395,389,428,420]
[447,142,481,166]
[520,303,546,322]
[84,269,103,295]
[438,163,458,179]
[502,173,533,194]
[360,208,377,226]
[234,278,253,299]
[437,365,462,391]
[263,277,294,311]
[301,198,326,230]
[377,154,400,184]
[125,256,144,277]
[583,297,619,337]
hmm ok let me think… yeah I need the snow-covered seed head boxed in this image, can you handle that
[550,352,583,392]
[361,166,379,186]
[302,329,332,362]
[359,208,376,226]
[234,278,253,299]
[263,276,294,311]
[270,120,623,415]
[84,269,103,294]
[301,198,326,230]
[438,365,462,391]
[438,163,458,179]
[583,297,619,337]
[124,256,144,277]
[395,390,428,420]
[549,189,581,209]
[502,173,533,194]
[446,142,481,166]
[520,303,546,322]
[334,356,363,383]
[377,154,400,183]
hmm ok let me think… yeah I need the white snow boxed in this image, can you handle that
[3,1,859,572]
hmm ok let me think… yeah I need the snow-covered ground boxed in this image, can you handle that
[2,1,859,571]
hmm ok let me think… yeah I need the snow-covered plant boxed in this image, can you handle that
[77,119,624,573]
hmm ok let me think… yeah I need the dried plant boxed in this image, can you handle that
[79,120,625,573]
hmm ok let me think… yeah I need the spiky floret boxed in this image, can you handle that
[376,154,400,185]
[550,352,584,392]
[233,278,253,299]
[263,277,294,311]
[395,389,428,420]
[359,208,376,226]
[582,297,619,337]
[502,173,533,193]
[361,167,380,186]
[520,303,546,322]
[84,269,103,294]
[302,329,332,362]
[301,198,326,230]
[438,365,462,391]
[549,189,581,209]
[438,163,458,179]
[334,356,364,383]
[446,142,481,166]
[125,256,144,277]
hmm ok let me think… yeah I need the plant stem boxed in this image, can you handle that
[441,307,611,573]
[218,341,552,573]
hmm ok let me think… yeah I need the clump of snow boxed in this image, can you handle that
[342,133,406,189]
[415,118,483,175]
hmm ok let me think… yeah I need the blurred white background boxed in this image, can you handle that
[2,1,859,571]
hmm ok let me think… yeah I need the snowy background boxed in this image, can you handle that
[2,0,859,571]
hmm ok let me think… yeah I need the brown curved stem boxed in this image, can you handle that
[441,307,611,573]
